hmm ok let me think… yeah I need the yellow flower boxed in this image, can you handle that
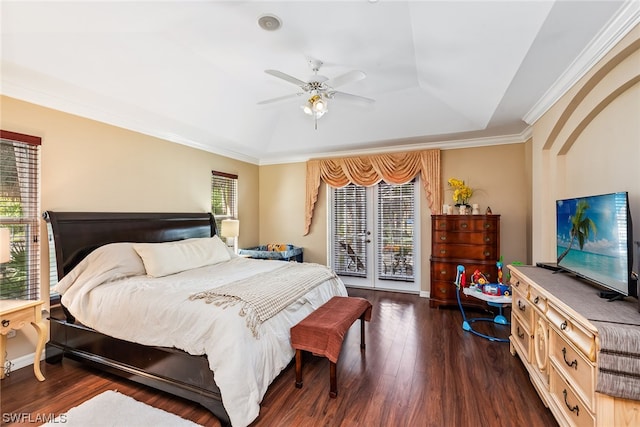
[447,177,473,205]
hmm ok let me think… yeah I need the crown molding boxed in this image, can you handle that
[258,127,533,166]
[1,80,261,165]
[523,1,640,125]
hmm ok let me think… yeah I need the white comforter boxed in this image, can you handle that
[56,255,347,426]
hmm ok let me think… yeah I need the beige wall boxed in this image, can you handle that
[442,143,531,268]
[260,142,531,293]
[531,25,640,264]
[1,95,259,362]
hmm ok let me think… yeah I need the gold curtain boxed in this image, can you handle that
[304,149,441,235]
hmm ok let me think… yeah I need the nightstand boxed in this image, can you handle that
[0,299,47,381]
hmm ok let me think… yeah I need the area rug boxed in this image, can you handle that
[41,390,202,427]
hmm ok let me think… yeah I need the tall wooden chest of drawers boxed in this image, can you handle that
[429,214,500,308]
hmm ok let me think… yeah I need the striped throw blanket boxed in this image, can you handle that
[189,262,338,338]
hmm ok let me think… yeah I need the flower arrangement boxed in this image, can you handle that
[447,178,473,205]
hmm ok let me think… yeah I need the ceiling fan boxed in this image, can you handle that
[258,59,374,128]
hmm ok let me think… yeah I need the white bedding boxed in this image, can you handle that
[55,252,347,427]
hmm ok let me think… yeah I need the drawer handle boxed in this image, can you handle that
[560,321,568,331]
[484,251,491,257]
[534,296,539,304]
[1,319,9,327]
[440,270,447,276]
[517,301,526,312]
[562,389,580,416]
[440,236,447,241]
[484,237,491,242]
[440,249,447,254]
[461,223,468,229]
[562,348,578,369]
[517,327,525,339]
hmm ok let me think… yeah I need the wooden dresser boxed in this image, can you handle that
[509,265,640,427]
[429,214,500,308]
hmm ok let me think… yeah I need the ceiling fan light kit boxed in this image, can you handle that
[259,58,374,129]
[303,94,328,116]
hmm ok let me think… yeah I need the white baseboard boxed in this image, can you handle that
[420,290,430,299]
[4,351,42,376]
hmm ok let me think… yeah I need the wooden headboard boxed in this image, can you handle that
[44,211,216,280]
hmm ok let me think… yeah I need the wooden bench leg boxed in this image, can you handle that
[295,349,303,389]
[360,314,366,350]
[329,361,337,398]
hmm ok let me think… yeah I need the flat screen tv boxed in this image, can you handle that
[556,191,636,298]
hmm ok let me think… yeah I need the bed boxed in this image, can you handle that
[44,211,348,427]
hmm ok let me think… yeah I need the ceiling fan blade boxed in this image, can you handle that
[265,69,307,87]
[325,70,366,89]
[257,92,303,105]
[331,91,375,104]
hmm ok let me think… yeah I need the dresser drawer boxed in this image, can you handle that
[0,307,33,334]
[432,241,498,259]
[509,272,529,295]
[430,279,456,301]
[429,279,487,306]
[528,285,548,314]
[433,217,498,232]
[431,261,498,283]
[550,328,596,410]
[512,287,533,331]
[549,365,595,427]
[511,313,531,364]
[547,302,597,362]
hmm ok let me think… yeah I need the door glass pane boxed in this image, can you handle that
[377,181,414,282]
[333,184,367,277]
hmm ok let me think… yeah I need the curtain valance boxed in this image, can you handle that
[304,149,441,235]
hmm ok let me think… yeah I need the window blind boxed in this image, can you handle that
[211,170,238,233]
[0,131,41,300]
[377,181,414,282]
[333,184,367,277]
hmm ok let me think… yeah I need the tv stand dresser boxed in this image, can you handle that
[508,265,639,427]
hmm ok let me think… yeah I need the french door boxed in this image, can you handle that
[330,180,420,292]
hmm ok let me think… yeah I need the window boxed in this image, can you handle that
[211,171,238,233]
[0,130,41,300]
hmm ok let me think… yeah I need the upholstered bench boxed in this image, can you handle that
[290,296,372,398]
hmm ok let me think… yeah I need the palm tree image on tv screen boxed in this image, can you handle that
[556,192,630,295]
[557,199,597,263]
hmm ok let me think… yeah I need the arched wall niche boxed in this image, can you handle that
[531,25,640,263]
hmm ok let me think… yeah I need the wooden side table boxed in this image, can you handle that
[0,299,47,381]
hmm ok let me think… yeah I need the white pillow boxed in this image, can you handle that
[133,235,231,278]
[54,242,146,295]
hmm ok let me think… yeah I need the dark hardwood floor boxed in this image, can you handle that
[1,288,557,427]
